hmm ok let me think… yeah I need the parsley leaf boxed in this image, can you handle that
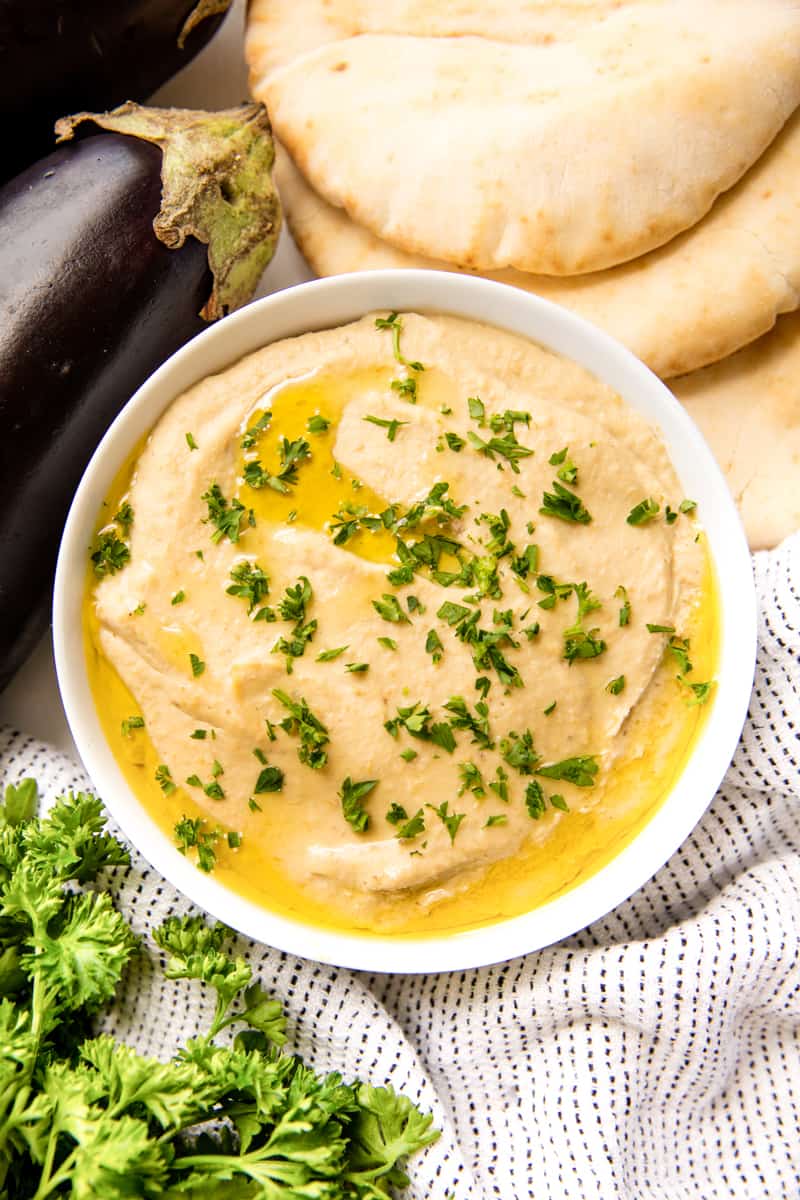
[427,800,465,844]
[201,483,253,544]
[226,561,270,614]
[316,645,349,662]
[90,530,130,577]
[372,594,411,624]
[536,755,599,787]
[627,497,660,525]
[272,689,330,769]
[540,480,592,525]
[339,777,378,833]
[364,414,409,442]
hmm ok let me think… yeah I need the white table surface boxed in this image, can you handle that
[0,0,313,759]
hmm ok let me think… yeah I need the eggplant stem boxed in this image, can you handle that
[55,101,281,320]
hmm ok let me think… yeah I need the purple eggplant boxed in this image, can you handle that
[0,102,280,690]
[0,0,233,183]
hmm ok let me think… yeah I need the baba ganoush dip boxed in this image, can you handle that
[85,313,717,936]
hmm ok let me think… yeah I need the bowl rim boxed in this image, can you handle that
[53,269,757,973]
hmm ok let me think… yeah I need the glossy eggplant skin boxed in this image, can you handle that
[0,133,211,690]
[0,1,228,182]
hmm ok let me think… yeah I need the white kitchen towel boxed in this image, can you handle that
[1,533,797,1200]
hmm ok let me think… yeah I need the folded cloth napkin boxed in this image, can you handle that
[1,534,797,1200]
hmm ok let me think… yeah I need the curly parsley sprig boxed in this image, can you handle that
[0,782,438,1198]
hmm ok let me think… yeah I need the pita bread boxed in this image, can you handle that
[246,0,650,80]
[673,313,800,552]
[251,1,800,275]
[274,108,800,381]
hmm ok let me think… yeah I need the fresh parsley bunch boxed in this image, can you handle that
[0,781,438,1198]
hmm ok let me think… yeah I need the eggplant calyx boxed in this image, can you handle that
[178,0,234,50]
[55,102,281,321]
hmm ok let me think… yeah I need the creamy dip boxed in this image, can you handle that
[86,313,717,935]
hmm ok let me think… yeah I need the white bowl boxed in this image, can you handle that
[54,270,757,973]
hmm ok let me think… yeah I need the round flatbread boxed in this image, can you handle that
[673,312,800,552]
[246,0,650,79]
[273,108,800,381]
[249,0,800,275]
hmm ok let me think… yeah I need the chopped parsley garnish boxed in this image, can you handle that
[549,446,578,484]
[443,607,523,688]
[680,498,697,514]
[444,431,465,452]
[174,816,221,872]
[396,809,426,840]
[525,780,546,820]
[201,483,253,544]
[485,814,508,828]
[667,636,693,674]
[467,428,534,474]
[458,762,486,798]
[679,677,715,706]
[550,794,569,812]
[407,595,425,614]
[391,376,418,401]
[536,755,599,787]
[345,662,369,674]
[120,715,144,737]
[244,436,312,495]
[372,594,410,624]
[606,675,626,695]
[443,695,493,749]
[626,497,660,525]
[500,729,539,775]
[272,689,330,769]
[190,729,207,739]
[543,701,557,715]
[489,409,531,434]
[646,622,675,634]
[377,636,397,650]
[427,800,465,844]
[510,543,539,587]
[384,703,455,752]
[616,584,631,626]
[339,777,378,833]
[240,410,272,449]
[363,414,408,442]
[386,803,407,825]
[227,560,271,614]
[90,530,130,577]
[307,413,331,434]
[489,765,509,802]
[467,396,486,426]
[155,764,176,795]
[171,590,185,606]
[399,748,418,762]
[277,576,312,624]
[540,480,592,525]
[113,501,134,533]
[563,583,606,663]
[254,764,284,793]
[375,311,426,371]
[425,629,444,664]
[185,432,198,451]
[441,603,480,630]
[189,653,205,677]
[186,773,225,801]
[316,645,349,662]
[536,574,575,610]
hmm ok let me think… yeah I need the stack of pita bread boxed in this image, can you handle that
[245,0,800,550]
